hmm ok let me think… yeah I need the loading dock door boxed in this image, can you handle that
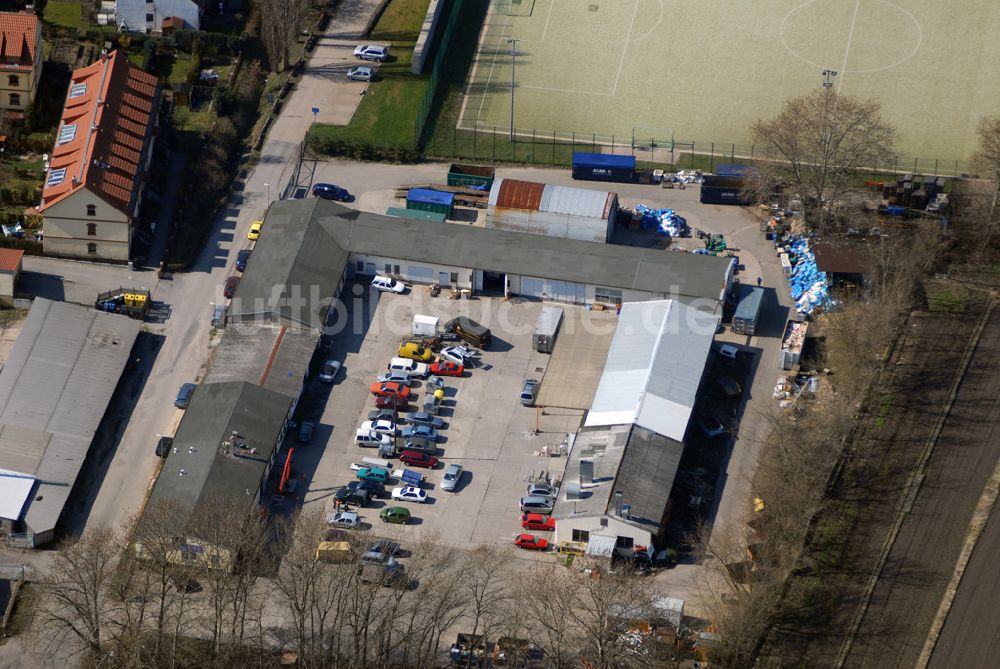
[408,266,434,284]
[520,277,545,299]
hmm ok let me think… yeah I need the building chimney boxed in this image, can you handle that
[613,491,624,517]
[100,48,109,62]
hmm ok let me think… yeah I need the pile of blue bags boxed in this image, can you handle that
[635,204,689,237]
[787,238,833,316]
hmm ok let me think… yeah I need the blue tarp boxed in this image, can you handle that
[407,188,455,206]
[786,238,835,316]
[572,152,636,170]
[635,204,689,237]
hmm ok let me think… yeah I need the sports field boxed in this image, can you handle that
[458,0,1000,166]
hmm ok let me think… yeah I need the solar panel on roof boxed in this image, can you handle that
[57,124,77,144]
[46,168,67,186]
[69,83,86,98]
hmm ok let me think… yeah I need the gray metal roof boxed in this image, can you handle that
[0,299,140,534]
[204,322,317,401]
[540,184,615,219]
[230,198,348,329]
[585,300,719,441]
[611,426,684,526]
[256,198,730,307]
[142,382,290,533]
[555,425,631,519]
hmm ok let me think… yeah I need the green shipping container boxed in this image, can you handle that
[406,188,454,217]
[447,163,496,188]
[386,207,447,223]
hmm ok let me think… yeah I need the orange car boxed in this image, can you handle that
[370,381,412,399]
[514,533,549,551]
[521,513,555,532]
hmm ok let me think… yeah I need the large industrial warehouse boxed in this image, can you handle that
[0,299,140,546]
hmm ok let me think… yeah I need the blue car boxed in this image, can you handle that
[235,249,251,272]
[401,424,440,442]
[313,183,350,201]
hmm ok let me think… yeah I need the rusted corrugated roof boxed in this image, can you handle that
[39,50,159,216]
[489,178,545,210]
[0,11,38,72]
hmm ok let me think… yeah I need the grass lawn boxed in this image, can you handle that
[128,53,144,69]
[168,54,196,87]
[44,1,82,30]
[309,0,431,150]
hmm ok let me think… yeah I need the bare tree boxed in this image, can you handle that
[749,89,897,230]
[36,528,123,664]
[258,0,307,72]
[970,115,1000,248]
[461,544,513,660]
[516,566,580,669]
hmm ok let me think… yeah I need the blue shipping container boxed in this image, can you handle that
[700,186,746,206]
[407,188,455,206]
[715,163,756,178]
[572,152,637,183]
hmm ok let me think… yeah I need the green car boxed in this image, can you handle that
[356,467,391,483]
[380,506,411,524]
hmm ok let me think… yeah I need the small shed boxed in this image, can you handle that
[0,249,24,307]
[812,242,872,287]
[406,188,454,218]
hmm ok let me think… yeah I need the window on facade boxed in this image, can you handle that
[146,13,154,22]
[86,223,97,236]
[87,242,98,254]
[9,93,20,107]
[615,536,634,550]
[355,260,364,273]
[450,272,458,283]
[595,287,623,305]
[86,204,96,217]
[384,263,391,274]
[572,529,590,543]
[393,264,400,274]
[7,75,18,87]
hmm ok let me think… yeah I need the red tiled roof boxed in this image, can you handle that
[0,11,38,72]
[39,51,160,216]
[0,248,24,272]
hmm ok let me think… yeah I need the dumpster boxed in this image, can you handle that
[447,163,496,189]
[407,188,454,217]
[571,152,637,183]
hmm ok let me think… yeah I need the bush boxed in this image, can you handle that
[307,134,422,163]
[0,235,43,255]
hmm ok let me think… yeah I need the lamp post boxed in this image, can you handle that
[508,38,519,143]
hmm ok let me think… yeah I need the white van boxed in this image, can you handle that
[356,430,393,447]
[387,357,429,378]
[519,496,554,514]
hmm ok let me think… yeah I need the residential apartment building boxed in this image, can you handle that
[0,11,42,119]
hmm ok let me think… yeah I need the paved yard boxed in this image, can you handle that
[535,305,617,410]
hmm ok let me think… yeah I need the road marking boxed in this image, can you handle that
[611,0,640,96]
[838,0,862,91]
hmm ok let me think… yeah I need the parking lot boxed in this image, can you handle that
[290,281,607,553]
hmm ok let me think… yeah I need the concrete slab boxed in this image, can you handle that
[535,305,617,410]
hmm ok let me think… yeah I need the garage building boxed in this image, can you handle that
[486,178,619,243]
[553,300,719,551]
[0,299,140,546]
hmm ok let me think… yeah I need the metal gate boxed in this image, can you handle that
[407,266,434,284]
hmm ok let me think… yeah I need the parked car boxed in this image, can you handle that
[174,383,197,409]
[313,182,350,201]
[514,534,549,551]
[155,435,173,458]
[362,539,401,564]
[359,562,408,588]
[387,357,429,378]
[356,467,391,483]
[376,394,411,411]
[319,359,341,383]
[346,65,374,81]
[521,513,555,531]
[519,496,553,514]
[372,275,406,293]
[223,275,240,299]
[402,412,444,429]
[400,439,434,455]
[326,510,361,529]
[235,248,251,272]
[441,463,463,492]
[401,424,439,441]
[211,303,227,328]
[368,408,399,422]
[361,419,399,437]
[519,379,539,406]
[391,485,428,504]
[335,481,374,506]
[526,482,558,500]
[298,421,315,444]
[398,341,433,361]
[698,415,726,438]
[353,44,389,61]
[399,450,438,468]
[429,360,464,377]
[376,371,415,386]
[445,317,492,349]
[370,381,412,399]
[438,345,476,367]
[380,506,411,524]
[247,220,262,241]
[356,430,393,448]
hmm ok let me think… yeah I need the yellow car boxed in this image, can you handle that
[247,220,263,241]
[398,341,433,361]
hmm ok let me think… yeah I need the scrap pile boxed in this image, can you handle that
[787,238,832,316]
[672,170,704,184]
[635,204,690,237]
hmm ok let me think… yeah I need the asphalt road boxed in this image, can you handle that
[845,305,1000,668]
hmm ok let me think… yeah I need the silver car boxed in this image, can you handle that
[441,463,463,492]
[347,65,374,81]
[526,482,557,500]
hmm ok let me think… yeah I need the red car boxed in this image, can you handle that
[514,533,549,551]
[223,276,240,299]
[370,381,412,399]
[430,360,464,377]
[376,395,411,411]
[521,513,555,532]
[399,450,438,468]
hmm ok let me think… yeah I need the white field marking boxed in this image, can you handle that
[541,0,555,42]
[611,0,641,96]
[459,1,507,128]
[838,0,863,91]
[473,7,513,125]
[630,0,666,42]
[519,84,614,96]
